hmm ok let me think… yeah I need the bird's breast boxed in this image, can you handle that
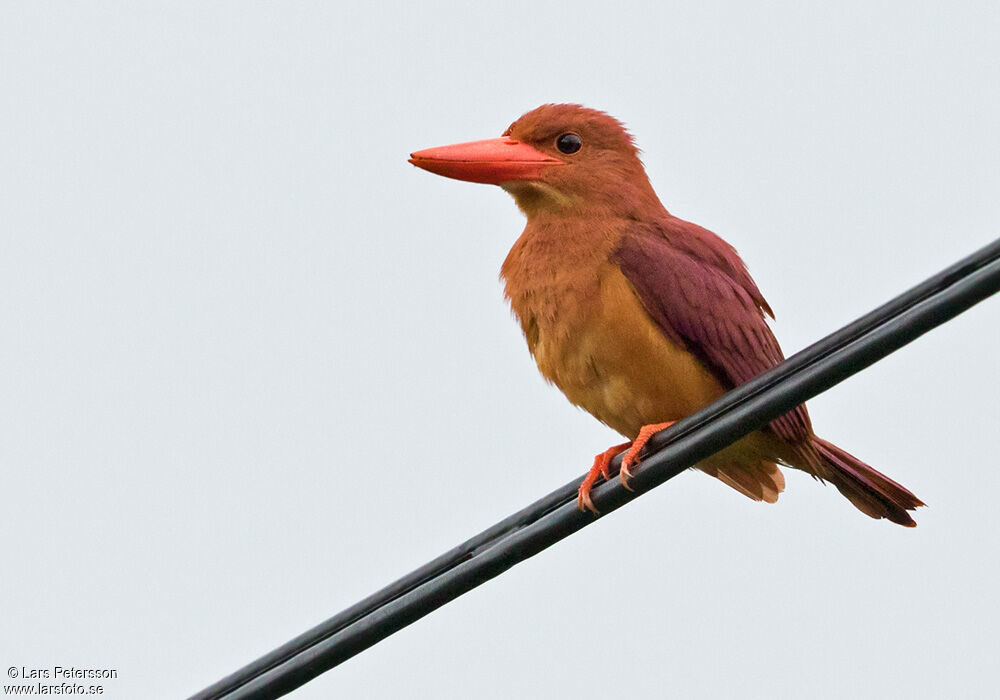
[505,252,726,439]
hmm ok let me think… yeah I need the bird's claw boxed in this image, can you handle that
[577,440,632,515]
[577,428,673,511]
[619,460,636,490]
[617,422,676,491]
[577,487,599,515]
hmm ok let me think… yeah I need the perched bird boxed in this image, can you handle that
[409,104,923,526]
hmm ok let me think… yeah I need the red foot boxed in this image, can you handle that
[576,423,678,514]
[619,422,676,489]
[577,441,631,514]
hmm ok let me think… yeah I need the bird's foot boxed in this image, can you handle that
[577,441,631,514]
[619,422,677,489]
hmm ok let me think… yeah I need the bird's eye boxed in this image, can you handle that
[556,133,582,155]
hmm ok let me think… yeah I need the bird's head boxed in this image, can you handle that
[410,104,661,219]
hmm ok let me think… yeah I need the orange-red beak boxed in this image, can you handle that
[409,137,563,185]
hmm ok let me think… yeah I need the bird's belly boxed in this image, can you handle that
[532,267,727,440]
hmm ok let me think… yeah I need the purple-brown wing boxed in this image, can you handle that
[613,220,812,443]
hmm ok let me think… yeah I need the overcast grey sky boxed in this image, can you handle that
[2,2,999,698]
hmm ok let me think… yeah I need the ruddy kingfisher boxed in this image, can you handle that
[409,104,922,526]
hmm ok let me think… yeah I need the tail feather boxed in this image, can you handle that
[701,460,785,503]
[812,437,924,527]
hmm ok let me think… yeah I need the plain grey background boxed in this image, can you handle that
[2,2,999,698]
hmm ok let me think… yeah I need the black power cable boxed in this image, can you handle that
[190,237,1000,700]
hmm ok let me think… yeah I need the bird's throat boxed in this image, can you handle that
[500,181,580,217]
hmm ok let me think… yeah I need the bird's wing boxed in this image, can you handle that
[613,221,811,442]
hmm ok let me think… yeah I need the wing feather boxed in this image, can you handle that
[613,220,811,442]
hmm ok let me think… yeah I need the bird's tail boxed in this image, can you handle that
[811,437,924,527]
